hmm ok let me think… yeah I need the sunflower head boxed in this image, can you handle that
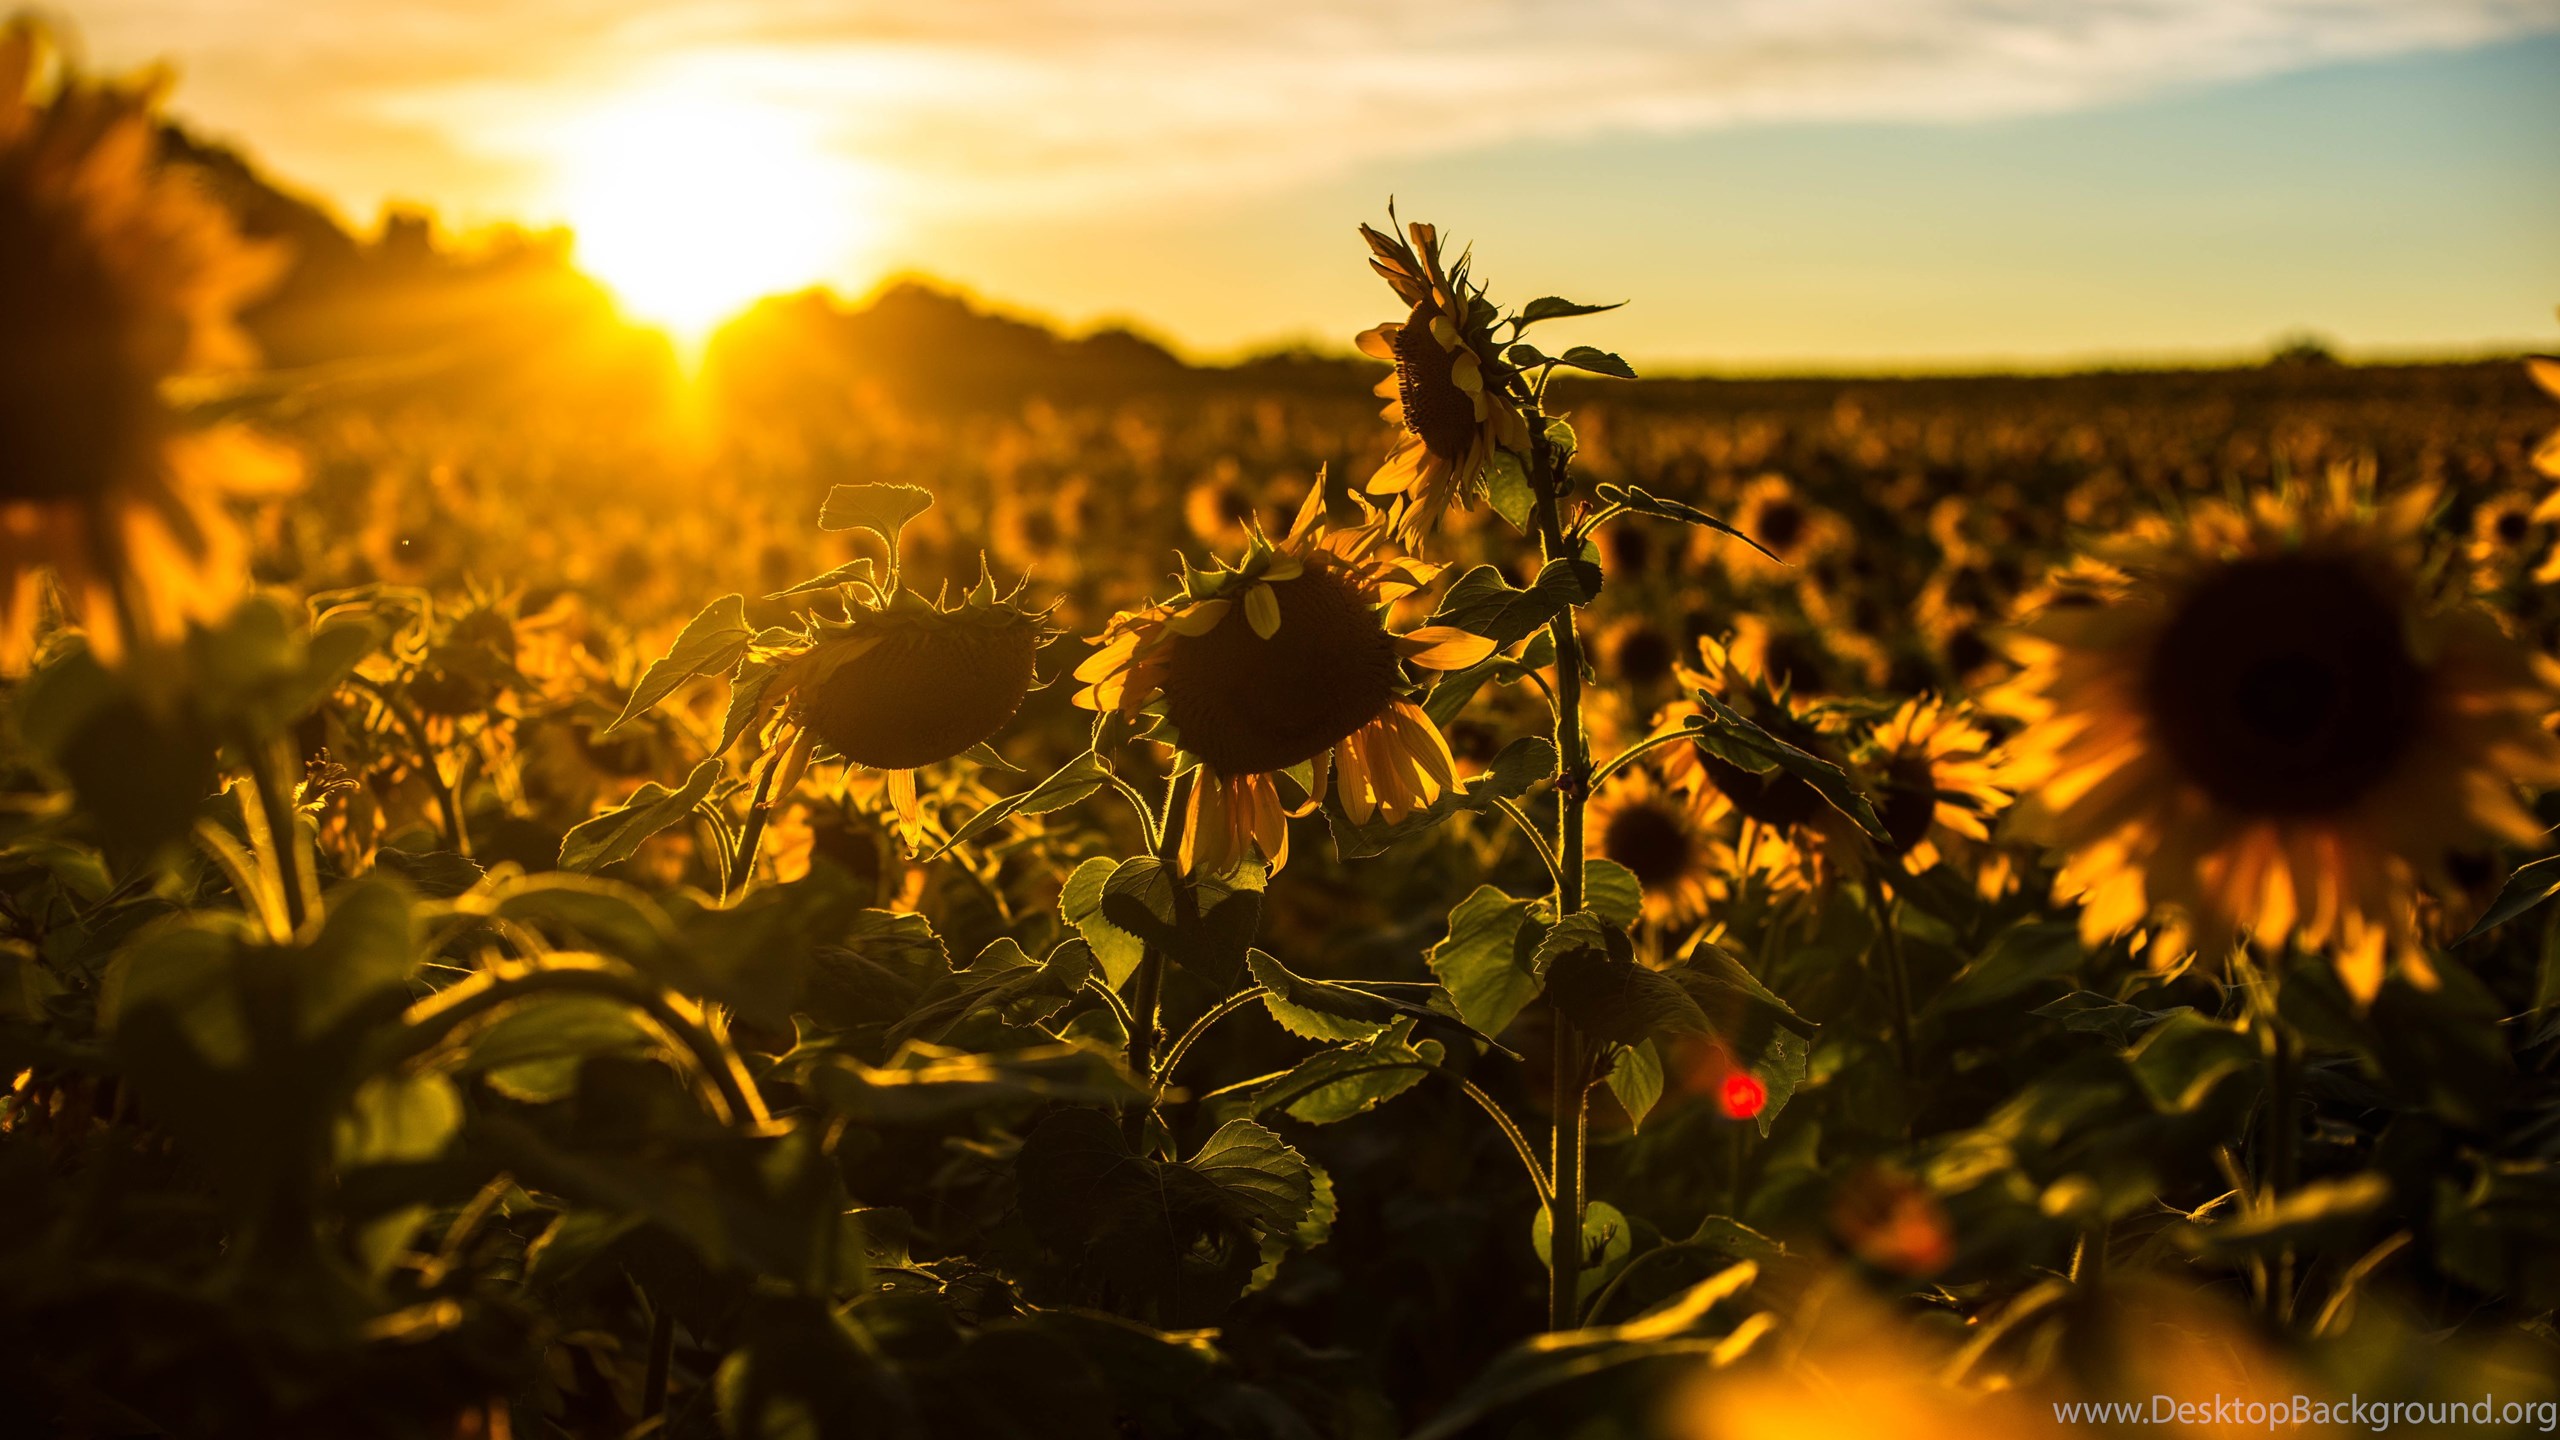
[784,573,1048,772]
[1354,217,1531,548]
[0,19,291,666]
[1860,696,2009,879]
[1074,481,1492,872]
[1993,482,2560,999]
[1589,767,1728,927]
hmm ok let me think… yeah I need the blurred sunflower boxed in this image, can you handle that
[1665,636,1861,897]
[1588,766,1727,927]
[0,20,293,667]
[1355,217,1530,548]
[2460,488,2547,592]
[1713,474,1846,582]
[1861,696,2010,882]
[741,566,1052,843]
[1993,484,2560,999]
[1075,484,1493,873]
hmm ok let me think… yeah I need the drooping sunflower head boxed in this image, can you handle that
[1354,217,1531,549]
[1993,483,2560,999]
[784,577,1047,773]
[1074,483,1492,872]
[0,19,291,666]
[1589,767,1729,928]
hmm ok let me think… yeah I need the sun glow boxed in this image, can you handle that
[551,84,874,347]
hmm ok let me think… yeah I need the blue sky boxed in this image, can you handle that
[60,0,2560,369]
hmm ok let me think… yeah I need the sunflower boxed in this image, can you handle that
[1712,473,1846,583]
[1074,484,1493,874]
[0,21,292,668]
[1355,218,1531,549]
[1587,767,1727,927]
[1861,696,2010,883]
[1992,484,2560,1000]
[1660,636,1860,897]
[742,567,1052,844]
[2529,344,2559,481]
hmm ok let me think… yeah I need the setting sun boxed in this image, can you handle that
[551,84,873,346]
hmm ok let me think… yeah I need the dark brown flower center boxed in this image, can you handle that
[1611,624,1677,689]
[1753,500,1806,553]
[1602,800,1694,889]
[1159,563,1400,775]
[1878,755,1940,854]
[2141,554,2423,816]
[799,618,1039,770]
[0,187,159,502]
[2496,508,2530,545]
[1390,304,1479,463]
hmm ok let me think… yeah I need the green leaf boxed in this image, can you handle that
[606,594,754,736]
[1248,949,1396,1042]
[1014,1108,1316,1326]
[1584,860,1644,930]
[1555,345,1636,380]
[818,483,934,553]
[927,750,1111,857]
[1605,1040,1664,1131]
[1427,885,1544,1037]
[336,1069,462,1167]
[1429,560,1602,646]
[1519,296,1627,325]
[1505,342,1551,369]
[719,659,782,756]
[2458,853,2560,942]
[1924,921,2085,1020]
[1485,450,1535,532]
[1683,693,1885,839]
[1593,482,1779,563]
[1251,1019,1444,1125]
[2033,991,2164,1048]
[1544,940,1711,1048]
[1098,857,1264,988]
[1061,856,1145,987]
[558,758,723,872]
[1530,1200,1634,1303]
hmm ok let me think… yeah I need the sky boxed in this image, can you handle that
[45,0,2560,370]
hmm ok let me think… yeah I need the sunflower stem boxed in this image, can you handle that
[2253,952,2301,1324]
[1530,418,1592,1333]
[726,746,784,900]
[1126,770,1195,1144]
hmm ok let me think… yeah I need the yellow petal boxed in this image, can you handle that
[1397,625,1497,670]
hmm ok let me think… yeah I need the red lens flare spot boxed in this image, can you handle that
[1718,1072,1768,1120]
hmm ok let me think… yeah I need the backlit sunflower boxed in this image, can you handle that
[1587,766,1728,928]
[740,566,1052,844]
[1992,483,2560,1000]
[1662,636,1861,897]
[1355,218,1531,549]
[0,21,292,668]
[1074,484,1494,874]
[1861,696,2010,883]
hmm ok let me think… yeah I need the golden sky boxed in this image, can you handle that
[52,0,2560,367]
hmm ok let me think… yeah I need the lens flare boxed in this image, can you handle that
[550,83,877,349]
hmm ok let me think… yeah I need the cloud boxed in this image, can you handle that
[63,0,2560,224]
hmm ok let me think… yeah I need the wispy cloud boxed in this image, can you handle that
[67,0,2560,228]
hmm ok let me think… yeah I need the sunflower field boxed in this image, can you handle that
[11,21,2560,1439]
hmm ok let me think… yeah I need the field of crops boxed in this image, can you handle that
[10,26,2560,1439]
